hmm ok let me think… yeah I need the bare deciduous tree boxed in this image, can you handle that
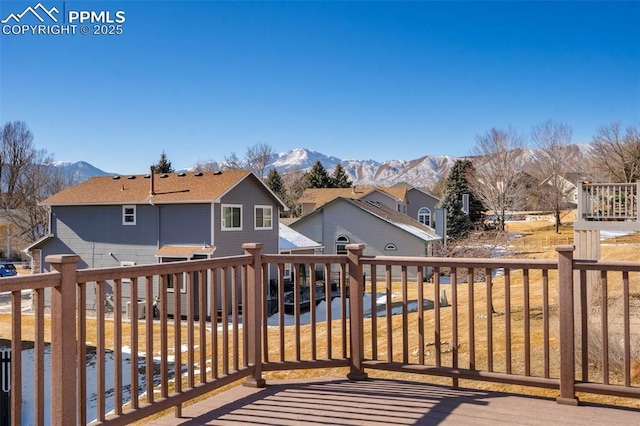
[192,159,221,172]
[0,121,67,251]
[281,168,307,217]
[223,152,244,170]
[245,142,273,179]
[468,126,528,231]
[591,122,640,183]
[1,121,36,200]
[530,119,575,233]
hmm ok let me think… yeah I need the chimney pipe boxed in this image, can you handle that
[150,167,155,195]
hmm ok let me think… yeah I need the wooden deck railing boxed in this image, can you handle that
[1,243,639,425]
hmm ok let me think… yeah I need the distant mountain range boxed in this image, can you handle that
[50,144,595,190]
[49,161,113,185]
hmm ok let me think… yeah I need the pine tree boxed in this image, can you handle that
[438,160,483,239]
[151,151,174,174]
[304,161,332,188]
[265,168,286,201]
[331,163,353,188]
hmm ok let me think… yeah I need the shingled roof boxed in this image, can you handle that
[299,185,407,207]
[41,170,285,206]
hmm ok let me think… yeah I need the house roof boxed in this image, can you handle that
[41,170,287,207]
[278,223,322,252]
[299,186,406,207]
[294,197,441,243]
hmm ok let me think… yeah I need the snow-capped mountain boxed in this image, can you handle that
[49,161,113,185]
[50,143,595,190]
[268,148,457,188]
[51,149,456,189]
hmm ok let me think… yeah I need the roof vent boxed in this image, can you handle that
[144,174,150,179]
[112,175,121,180]
[213,171,222,175]
[160,174,169,178]
[194,172,203,177]
[366,200,381,209]
[127,175,136,180]
[178,172,186,177]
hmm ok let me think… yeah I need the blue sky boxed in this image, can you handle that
[1,1,639,174]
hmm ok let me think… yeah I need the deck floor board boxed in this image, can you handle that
[146,377,640,425]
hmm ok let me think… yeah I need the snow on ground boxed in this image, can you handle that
[14,345,178,425]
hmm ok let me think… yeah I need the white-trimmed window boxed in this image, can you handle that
[336,235,349,255]
[418,207,431,227]
[222,204,242,230]
[123,205,136,225]
[254,205,273,230]
[166,272,187,293]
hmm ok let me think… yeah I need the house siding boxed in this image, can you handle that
[214,176,279,257]
[293,201,428,257]
[159,204,211,246]
[406,188,439,224]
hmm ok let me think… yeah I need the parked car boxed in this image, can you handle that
[0,263,17,277]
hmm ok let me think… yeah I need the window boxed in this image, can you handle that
[385,243,397,251]
[418,207,431,227]
[222,204,242,230]
[254,205,273,230]
[166,273,187,293]
[123,205,136,225]
[336,235,349,255]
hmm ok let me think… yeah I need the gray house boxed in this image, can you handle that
[298,184,441,226]
[27,169,286,317]
[402,185,441,227]
[290,196,441,258]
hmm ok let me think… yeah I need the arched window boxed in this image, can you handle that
[384,243,397,251]
[336,235,349,255]
[418,207,431,226]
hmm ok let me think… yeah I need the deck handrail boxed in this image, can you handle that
[2,243,640,424]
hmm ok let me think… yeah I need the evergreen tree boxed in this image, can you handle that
[438,160,483,239]
[265,168,286,201]
[331,163,353,188]
[304,160,332,188]
[151,151,174,174]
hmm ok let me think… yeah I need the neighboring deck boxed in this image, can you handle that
[576,181,640,231]
[148,377,640,426]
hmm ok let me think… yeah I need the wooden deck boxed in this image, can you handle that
[147,377,640,425]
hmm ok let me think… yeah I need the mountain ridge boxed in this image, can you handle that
[51,144,594,190]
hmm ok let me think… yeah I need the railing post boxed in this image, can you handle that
[346,244,368,381]
[555,246,579,405]
[46,254,81,425]
[242,243,266,388]
[577,181,585,220]
[631,180,640,222]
